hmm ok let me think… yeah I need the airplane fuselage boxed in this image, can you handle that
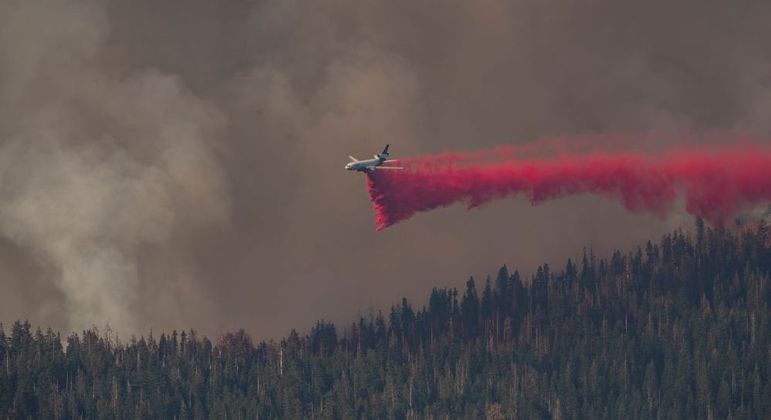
[345,145,403,173]
[345,157,385,173]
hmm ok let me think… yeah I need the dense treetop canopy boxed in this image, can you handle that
[1,219,769,418]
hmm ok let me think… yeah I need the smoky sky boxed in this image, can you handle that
[1,0,771,338]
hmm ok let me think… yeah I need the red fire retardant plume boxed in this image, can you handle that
[367,146,771,231]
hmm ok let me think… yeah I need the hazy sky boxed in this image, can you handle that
[1,0,771,338]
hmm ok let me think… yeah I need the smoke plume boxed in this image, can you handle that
[0,1,228,334]
[368,142,771,230]
[4,0,771,338]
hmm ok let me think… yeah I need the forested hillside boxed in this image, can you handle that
[1,219,769,419]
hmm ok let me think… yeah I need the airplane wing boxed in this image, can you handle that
[348,156,359,162]
[375,166,404,170]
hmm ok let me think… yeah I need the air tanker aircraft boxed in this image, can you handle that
[345,145,404,173]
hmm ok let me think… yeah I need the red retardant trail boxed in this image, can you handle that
[367,146,771,231]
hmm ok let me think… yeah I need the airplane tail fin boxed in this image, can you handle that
[377,144,390,160]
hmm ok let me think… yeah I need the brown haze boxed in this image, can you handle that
[1,0,771,338]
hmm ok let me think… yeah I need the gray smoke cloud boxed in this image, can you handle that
[0,1,228,334]
[1,0,771,337]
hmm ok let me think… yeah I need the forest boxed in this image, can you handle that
[1,218,769,419]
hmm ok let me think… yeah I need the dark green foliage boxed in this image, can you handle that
[1,222,769,418]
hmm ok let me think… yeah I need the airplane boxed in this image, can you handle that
[345,144,404,173]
